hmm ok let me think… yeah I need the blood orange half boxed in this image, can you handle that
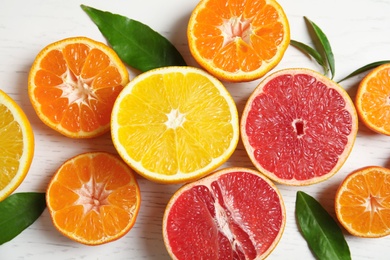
[241,68,358,186]
[162,167,285,259]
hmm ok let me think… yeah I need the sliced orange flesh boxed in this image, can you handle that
[241,68,358,186]
[111,66,239,184]
[46,152,141,245]
[28,37,129,138]
[335,166,390,238]
[188,0,290,82]
[355,63,390,135]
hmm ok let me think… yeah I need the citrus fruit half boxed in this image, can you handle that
[187,0,290,82]
[355,63,390,135]
[111,66,239,184]
[163,167,286,259]
[0,90,34,201]
[46,152,141,245]
[335,166,390,238]
[28,37,129,138]
[241,68,358,186]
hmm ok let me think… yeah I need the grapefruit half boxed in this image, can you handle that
[162,167,286,259]
[241,68,358,186]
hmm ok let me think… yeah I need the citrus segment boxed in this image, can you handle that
[241,68,358,185]
[187,0,290,82]
[0,90,34,201]
[335,166,390,238]
[111,66,239,184]
[46,152,141,245]
[163,167,286,259]
[355,63,390,135]
[28,37,129,138]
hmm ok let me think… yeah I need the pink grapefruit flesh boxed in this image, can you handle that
[241,68,358,186]
[163,167,286,260]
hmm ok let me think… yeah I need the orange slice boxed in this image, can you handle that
[241,68,358,185]
[46,152,141,245]
[355,63,390,135]
[335,166,390,238]
[163,167,286,259]
[187,0,290,82]
[0,89,34,201]
[111,66,239,184]
[28,37,129,138]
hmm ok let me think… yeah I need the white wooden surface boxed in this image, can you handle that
[1,0,390,259]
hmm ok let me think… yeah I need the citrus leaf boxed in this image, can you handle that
[290,40,326,69]
[305,17,335,79]
[81,5,186,72]
[338,60,390,83]
[296,191,351,260]
[0,192,46,245]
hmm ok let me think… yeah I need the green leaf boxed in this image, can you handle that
[296,191,351,260]
[305,17,335,79]
[290,40,326,70]
[81,5,186,72]
[0,192,46,245]
[338,60,390,83]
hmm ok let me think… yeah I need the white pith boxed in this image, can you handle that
[74,176,111,214]
[165,109,186,129]
[364,194,384,213]
[219,16,252,48]
[57,68,98,106]
[214,193,250,253]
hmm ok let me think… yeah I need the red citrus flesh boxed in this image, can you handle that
[241,68,358,186]
[163,167,285,260]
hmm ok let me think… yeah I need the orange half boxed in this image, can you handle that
[28,37,129,138]
[335,166,390,238]
[187,0,290,82]
[355,63,390,135]
[46,152,141,245]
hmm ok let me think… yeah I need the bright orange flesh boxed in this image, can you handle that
[241,68,358,185]
[163,167,285,259]
[188,0,290,82]
[28,37,129,138]
[335,166,390,238]
[355,63,390,135]
[46,152,141,245]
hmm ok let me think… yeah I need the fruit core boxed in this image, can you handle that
[366,194,384,213]
[219,16,252,47]
[75,177,110,214]
[61,68,97,106]
[293,119,305,137]
[165,109,186,129]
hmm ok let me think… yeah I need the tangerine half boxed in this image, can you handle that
[355,63,390,135]
[46,152,141,245]
[335,166,390,238]
[28,37,129,138]
[187,0,290,82]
